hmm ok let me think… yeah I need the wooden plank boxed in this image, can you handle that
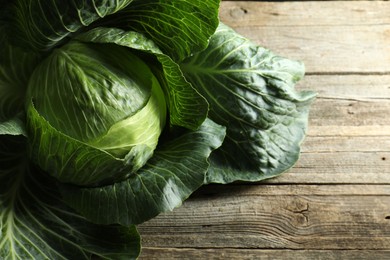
[272,152,390,184]
[268,74,390,184]
[299,75,390,100]
[301,136,390,152]
[307,126,390,137]
[273,172,390,184]
[138,185,390,250]
[308,99,390,126]
[219,1,390,74]
[140,248,390,260]
[293,135,390,182]
[299,75,390,127]
[192,184,390,196]
[220,1,390,27]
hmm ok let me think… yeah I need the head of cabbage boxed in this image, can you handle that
[26,41,167,186]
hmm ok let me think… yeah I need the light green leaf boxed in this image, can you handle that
[0,116,26,136]
[105,0,220,61]
[0,136,140,259]
[181,23,316,184]
[27,40,153,144]
[77,27,209,130]
[61,118,226,225]
[27,102,134,186]
[11,0,134,51]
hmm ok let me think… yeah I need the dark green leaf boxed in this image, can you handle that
[0,136,140,259]
[0,25,41,121]
[106,0,220,61]
[61,118,226,225]
[181,23,316,184]
[0,1,10,22]
[11,0,134,51]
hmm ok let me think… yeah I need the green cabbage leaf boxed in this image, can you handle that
[0,0,316,258]
[61,118,225,225]
[0,25,42,121]
[181,23,316,183]
[11,0,134,51]
[0,133,141,259]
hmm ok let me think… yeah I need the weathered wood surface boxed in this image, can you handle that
[220,1,390,74]
[139,1,390,259]
[140,249,390,260]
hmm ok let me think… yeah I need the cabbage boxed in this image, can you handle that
[27,41,167,185]
[0,0,314,258]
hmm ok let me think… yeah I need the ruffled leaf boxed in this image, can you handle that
[0,25,41,121]
[11,0,134,51]
[105,0,220,62]
[61,118,226,225]
[0,136,140,259]
[181,23,316,183]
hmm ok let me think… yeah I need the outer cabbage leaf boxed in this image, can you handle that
[181,23,316,184]
[0,25,41,121]
[105,0,220,62]
[76,27,209,130]
[0,136,141,259]
[61,118,226,225]
[11,0,134,51]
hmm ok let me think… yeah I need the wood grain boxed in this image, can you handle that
[300,75,390,127]
[139,185,390,249]
[267,73,390,184]
[140,249,390,260]
[219,1,390,74]
[139,1,390,259]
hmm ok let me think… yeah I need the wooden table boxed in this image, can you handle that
[139,1,390,258]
